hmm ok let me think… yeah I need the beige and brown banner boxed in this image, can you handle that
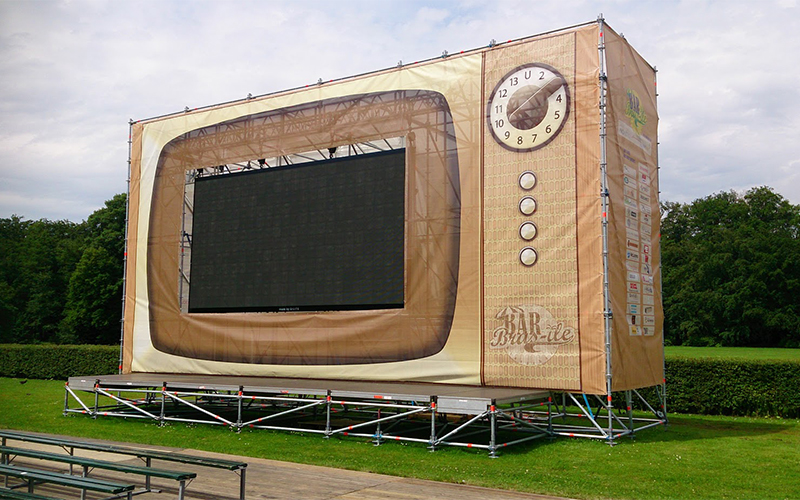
[124,21,662,394]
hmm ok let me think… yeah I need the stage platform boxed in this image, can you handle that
[65,373,555,456]
[67,373,549,415]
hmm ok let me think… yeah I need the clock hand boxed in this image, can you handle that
[507,77,563,121]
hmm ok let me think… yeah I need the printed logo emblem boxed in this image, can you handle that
[625,89,647,134]
[490,305,576,366]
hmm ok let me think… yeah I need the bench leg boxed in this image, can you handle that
[81,465,88,500]
[145,457,151,491]
[240,467,246,500]
[178,479,185,500]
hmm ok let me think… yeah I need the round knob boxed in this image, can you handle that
[519,221,537,241]
[519,196,537,216]
[518,171,537,190]
[519,247,538,266]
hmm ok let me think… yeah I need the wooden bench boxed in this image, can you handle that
[0,488,63,500]
[0,446,195,499]
[0,463,133,499]
[0,431,247,500]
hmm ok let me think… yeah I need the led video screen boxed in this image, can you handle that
[188,149,406,313]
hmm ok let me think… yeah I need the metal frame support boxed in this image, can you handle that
[65,383,553,456]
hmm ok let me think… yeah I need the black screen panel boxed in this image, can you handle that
[188,149,406,313]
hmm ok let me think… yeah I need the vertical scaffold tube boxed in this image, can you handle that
[597,15,615,443]
[118,120,133,375]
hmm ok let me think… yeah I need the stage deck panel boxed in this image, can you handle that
[68,374,549,414]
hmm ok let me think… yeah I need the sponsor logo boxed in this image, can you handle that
[628,282,640,292]
[626,208,638,220]
[624,186,637,199]
[644,315,656,326]
[625,89,647,134]
[627,303,639,315]
[627,239,640,251]
[640,223,651,236]
[642,274,654,285]
[626,261,639,272]
[626,217,638,230]
[628,292,641,303]
[642,326,654,336]
[490,305,576,366]
[624,165,637,177]
[639,163,650,174]
[640,203,652,214]
[629,325,642,336]
[643,305,655,315]
[623,175,637,188]
[639,192,651,204]
[628,271,640,282]
[627,228,640,240]
[624,196,639,209]
[642,243,651,255]
[627,250,640,261]
[643,294,654,305]
[641,212,652,225]
[643,284,654,295]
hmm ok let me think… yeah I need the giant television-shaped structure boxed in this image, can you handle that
[67,18,666,451]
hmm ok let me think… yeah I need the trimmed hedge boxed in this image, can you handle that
[1,345,798,417]
[663,357,800,418]
[0,344,118,380]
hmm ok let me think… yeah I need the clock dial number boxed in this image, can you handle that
[488,63,570,152]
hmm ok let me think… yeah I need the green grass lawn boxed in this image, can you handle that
[665,346,800,361]
[1,378,799,500]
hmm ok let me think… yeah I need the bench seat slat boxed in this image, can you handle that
[0,432,245,470]
[0,446,196,481]
[0,464,134,494]
[0,488,64,500]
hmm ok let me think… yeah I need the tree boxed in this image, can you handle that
[661,187,800,347]
[59,193,127,344]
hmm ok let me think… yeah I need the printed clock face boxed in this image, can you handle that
[488,63,570,152]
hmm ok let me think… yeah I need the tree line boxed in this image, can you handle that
[0,187,798,347]
[0,194,125,345]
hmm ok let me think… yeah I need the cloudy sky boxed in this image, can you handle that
[1,0,798,222]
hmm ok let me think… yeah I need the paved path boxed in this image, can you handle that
[3,433,574,500]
